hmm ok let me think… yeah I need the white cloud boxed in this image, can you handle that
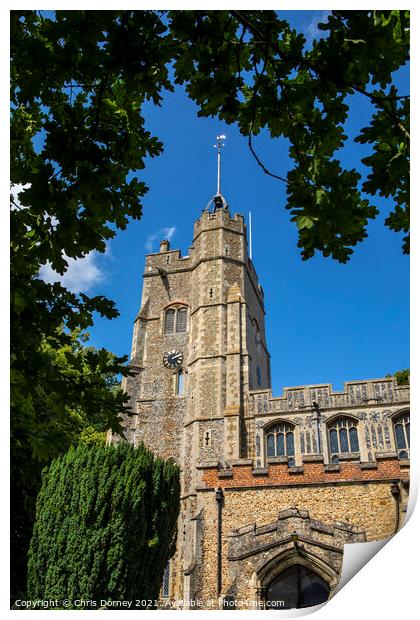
[12,183,108,293]
[39,251,106,293]
[306,11,331,41]
[144,226,176,252]
[10,183,31,210]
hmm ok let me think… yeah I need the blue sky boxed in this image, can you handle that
[39,10,410,395]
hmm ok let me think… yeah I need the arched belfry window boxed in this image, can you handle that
[164,305,188,334]
[393,412,410,459]
[328,417,359,463]
[266,422,295,463]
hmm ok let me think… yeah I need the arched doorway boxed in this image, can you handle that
[265,564,330,609]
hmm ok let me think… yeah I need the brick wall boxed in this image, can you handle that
[199,456,409,488]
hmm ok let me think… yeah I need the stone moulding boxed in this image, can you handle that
[227,507,366,563]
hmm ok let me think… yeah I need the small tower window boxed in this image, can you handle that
[164,309,175,334]
[176,308,187,332]
[203,429,212,447]
[164,306,188,334]
[175,369,185,396]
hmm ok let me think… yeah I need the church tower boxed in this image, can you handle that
[122,136,270,481]
[123,199,271,458]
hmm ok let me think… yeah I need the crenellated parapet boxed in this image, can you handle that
[193,207,245,237]
[250,378,409,415]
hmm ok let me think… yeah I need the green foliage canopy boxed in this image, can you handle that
[10,8,409,598]
[386,368,410,386]
[169,9,409,261]
[27,443,180,607]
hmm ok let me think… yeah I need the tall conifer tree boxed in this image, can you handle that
[27,443,180,606]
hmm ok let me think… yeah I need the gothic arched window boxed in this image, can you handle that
[393,412,410,459]
[164,306,188,334]
[161,561,170,598]
[266,422,295,462]
[328,417,359,462]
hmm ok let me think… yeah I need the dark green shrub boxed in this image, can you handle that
[27,442,180,607]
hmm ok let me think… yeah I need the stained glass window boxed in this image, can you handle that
[328,417,359,461]
[276,432,285,456]
[339,428,349,452]
[266,423,295,459]
[393,412,410,459]
[162,561,170,598]
[286,432,294,456]
[267,433,275,456]
[349,426,359,452]
[329,428,338,454]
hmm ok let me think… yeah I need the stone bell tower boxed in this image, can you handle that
[115,136,271,601]
[120,136,270,479]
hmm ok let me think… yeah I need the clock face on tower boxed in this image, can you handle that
[163,350,183,369]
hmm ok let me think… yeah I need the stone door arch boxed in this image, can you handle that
[226,508,364,610]
[257,548,338,610]
[264,564,329,609]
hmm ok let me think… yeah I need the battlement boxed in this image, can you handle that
[197,455,409,489]
[193,208,245,237]
[144,248,195,274]
[250,378,410,414]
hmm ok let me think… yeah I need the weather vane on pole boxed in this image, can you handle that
[214,134,226,197]
[205,135,228,212]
